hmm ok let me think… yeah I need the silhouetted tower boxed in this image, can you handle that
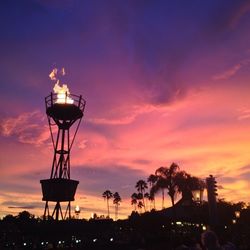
[40,92,86,220]
[206,175,218,228]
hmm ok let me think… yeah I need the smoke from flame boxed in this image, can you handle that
[49,68,74,104]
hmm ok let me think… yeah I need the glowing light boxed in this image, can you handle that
[49,68,74,104]
[53,82,74,104]
[75,205,80,213]
[235,211,240,218]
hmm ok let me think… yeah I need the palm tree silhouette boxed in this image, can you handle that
[135,180,148,212]
[155,163,180,208]
[150,170,167,209]
[131,193,138,211]
[144,192,150,211]
[113,192,122,221]
[147,174,158,209]
[148,192,155,210]
[137,200,144,214]
[102,190,113,218]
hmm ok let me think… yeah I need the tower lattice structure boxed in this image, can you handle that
[40,92,86,220]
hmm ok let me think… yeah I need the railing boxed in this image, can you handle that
[45,92,86,113]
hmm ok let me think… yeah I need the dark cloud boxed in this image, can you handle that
[239,171,250,180]
[238,165,250,172]
[2,201,42,210]
[132,159,152,165]
[8,206,36,210]
[218,176,236,184]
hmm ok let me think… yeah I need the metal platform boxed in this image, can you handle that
[46,103,83,121]
[45,93,86,121]
[40,179,79,202]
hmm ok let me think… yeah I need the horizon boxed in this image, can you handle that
[1,0,250,220]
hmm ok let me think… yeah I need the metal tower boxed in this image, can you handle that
[40,92,86,220]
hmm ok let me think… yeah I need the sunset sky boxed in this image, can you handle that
[1,0,250,219]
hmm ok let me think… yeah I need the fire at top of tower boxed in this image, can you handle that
[49,68,74,104]
[45,67,86,121]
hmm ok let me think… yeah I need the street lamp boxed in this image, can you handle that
[192,189,204,204]
[75,205,80,219]
[235,211,240,219]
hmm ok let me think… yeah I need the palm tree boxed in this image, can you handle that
[148,174,158,188]
[144,192,150,211]
[135,180,148,212]
[102,190,113,218]
[131,193,138,211]
[113,192,122,221]
[148,191,156,211]
[137,200,144,214]
[147,174,158,209]
[150,167,170,209]
[155,163,180,208]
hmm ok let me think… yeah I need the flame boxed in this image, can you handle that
[49,67,74,104]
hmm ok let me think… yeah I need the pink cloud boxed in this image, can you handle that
[0,110,49,146]
[212,64,242,80]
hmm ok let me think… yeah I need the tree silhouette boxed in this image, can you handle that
[135,180,148,212]
[148,192,156,210]
[151,174,167,209]
[155,163,180,208]
[176,173,205,202]
[147,174,158,209]
[144,192,150,211]
[113,192,122,221]
[102,190,113,218]
[131,193,138,211]
[137,200,144,214]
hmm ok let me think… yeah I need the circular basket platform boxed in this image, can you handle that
[46,103,83,121]
[40,179,79,202]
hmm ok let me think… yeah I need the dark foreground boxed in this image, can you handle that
[1,206,250,249]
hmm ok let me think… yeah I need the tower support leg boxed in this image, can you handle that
[43,201,50,220]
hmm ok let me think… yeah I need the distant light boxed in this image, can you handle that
[202,225,207,231]
[176,221,182,225]
[225,226,227,229]
[58,241,61,244]
[93,238,97,242]
[110,238,114,242]
[76,240,79,243]
[23,243,27,246]
[41,242,44,245]
[235,211,240,218]
[162,225,165,228]
[232,219,236,224]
